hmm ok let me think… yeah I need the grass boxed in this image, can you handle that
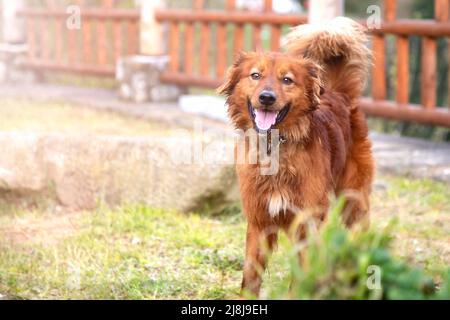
[371,176,450,275]
[0,98,171,136]
[0,206,245,300]
[0,174,449,300]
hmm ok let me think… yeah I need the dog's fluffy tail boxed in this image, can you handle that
[284,17,371,103]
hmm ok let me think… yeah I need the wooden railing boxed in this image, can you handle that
[12,0,450,127]
[17,0,139,77]
[156,0,450,127]
[361,0,450,127]
[156,0,307,88]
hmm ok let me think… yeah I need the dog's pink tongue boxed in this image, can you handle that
[255,110,278,131]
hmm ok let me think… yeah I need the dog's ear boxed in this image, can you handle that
[217,52,248,96]
[305,61,323,110]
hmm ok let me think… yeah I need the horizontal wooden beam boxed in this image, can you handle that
[17,8,139,20]
[160,72,223,88]
[369,19,450,37]
[154,11,449,37]
[359,98,450,127]
[155,9,307,25]
[19,10,449,37]
[19,61,115,77]
[160,73,450,127]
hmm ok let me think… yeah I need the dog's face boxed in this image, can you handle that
[219,52,323,135]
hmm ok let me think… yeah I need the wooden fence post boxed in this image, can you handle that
[140,0,166,56]
[116,0,182,103]
[2,0,26,44]
[308,0,344,23]
[0,0,32,83]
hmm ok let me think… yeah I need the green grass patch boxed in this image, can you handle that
[0,205,246,299]
[0,175,449,299]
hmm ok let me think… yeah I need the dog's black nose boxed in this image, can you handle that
[259,91,276,106]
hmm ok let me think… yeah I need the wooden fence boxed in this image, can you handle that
[10,0,450,127]
[17,0,139,77]
[360,0,450,127]
[155,0,450,127]
[156,0,307,88]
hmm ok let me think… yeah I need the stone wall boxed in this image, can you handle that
[0,132,238,212]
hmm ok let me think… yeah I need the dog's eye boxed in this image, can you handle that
[282,77,293,85]
[251,73,261,80]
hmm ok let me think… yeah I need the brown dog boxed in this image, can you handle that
[219,18,375,296]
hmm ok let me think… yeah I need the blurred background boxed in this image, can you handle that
[3,0,448,140]
[0,0,449,300]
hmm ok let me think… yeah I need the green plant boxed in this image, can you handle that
[265,198,450,300]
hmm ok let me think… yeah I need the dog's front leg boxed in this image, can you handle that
[241,222,277,297]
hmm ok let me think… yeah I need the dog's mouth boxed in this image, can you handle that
[248,100,290,133]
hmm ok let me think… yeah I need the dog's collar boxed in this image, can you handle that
[264,132,287,155]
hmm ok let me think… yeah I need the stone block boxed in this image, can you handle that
[116,55,183,103]
[0,132,238,212]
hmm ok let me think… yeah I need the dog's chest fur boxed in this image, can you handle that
[239,141,330,219]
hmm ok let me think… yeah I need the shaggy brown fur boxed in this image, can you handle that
[218,17,375,296]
